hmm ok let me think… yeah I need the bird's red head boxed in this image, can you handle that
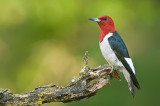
[89,15,116,42]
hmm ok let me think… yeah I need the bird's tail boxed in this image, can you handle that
[128,78,135,97]
[123,70,135,97]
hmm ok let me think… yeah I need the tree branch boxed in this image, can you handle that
[0,51,121,105]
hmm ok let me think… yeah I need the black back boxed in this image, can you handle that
[108,31,140,89]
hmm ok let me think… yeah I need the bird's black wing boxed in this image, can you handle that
[108,31,140,89]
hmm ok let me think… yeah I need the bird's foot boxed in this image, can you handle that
[103,65,120,79]
[106,65,121,80]
[103,64,118,74]
[107,65,114,79]
[109,65,114,74]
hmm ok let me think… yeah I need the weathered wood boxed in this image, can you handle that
[0,51,120,105]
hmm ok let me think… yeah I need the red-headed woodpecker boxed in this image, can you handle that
[89,15,140,97]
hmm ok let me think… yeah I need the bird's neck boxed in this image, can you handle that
[99,29,116,42]
[98,24,116,42]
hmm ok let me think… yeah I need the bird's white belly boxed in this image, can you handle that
[99,34,123,67]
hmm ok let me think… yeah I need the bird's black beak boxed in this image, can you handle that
[89,18,101,22]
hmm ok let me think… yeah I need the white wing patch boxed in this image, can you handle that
[125,58,135,74]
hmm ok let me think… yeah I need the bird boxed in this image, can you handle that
[89,15,140,97]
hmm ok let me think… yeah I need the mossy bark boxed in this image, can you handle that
[0,51,120,105]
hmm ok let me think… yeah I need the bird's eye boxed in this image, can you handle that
[103,17,107,20]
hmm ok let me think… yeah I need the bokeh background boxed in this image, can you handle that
[0,0,159,106]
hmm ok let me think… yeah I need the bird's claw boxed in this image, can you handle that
[104,65,119,79]
[109,65,113,74]
[107,65,114,79]
[104,64,117,74]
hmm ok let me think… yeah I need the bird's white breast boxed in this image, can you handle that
[99,33,123,67]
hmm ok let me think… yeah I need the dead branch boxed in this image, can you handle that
[0,51,120,105]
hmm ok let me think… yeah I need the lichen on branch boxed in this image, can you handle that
[0,51,120,105]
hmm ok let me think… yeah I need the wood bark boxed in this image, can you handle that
[0,51,120,105]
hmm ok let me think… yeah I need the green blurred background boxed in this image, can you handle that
[0,0,159,106]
